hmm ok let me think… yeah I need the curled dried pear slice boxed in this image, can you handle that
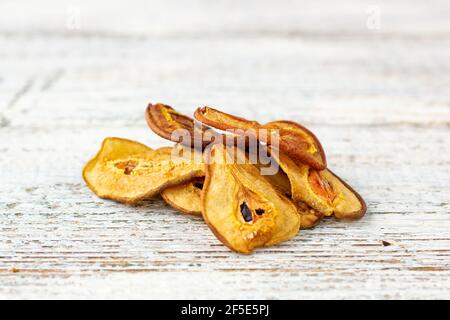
[145,103,217,147]
[202,144,300,254]
[264,120,326,170]
[195,106,261,132]
[273,152,366,219]
[83,137,204,204]
[161,178,204,215]
[194,107,326,170]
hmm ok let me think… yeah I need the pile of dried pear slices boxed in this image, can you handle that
[83,103,366,254]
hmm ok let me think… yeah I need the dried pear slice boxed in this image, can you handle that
[260,165,324,229]
[145,103,217,147]
[161,178,204,215]
[194,106,261,132]
[194,107,326,170]
[273,152,366,219]
[264,120,326,170]
[83,137,205,204]
[202,144,301,254]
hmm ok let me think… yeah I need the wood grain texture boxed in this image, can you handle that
[0,0,449,299]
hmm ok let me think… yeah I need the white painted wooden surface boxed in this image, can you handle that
[0,0,449,299]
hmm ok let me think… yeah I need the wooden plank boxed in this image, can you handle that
[1,0,450,37]
[1,271,449,300]
[0,0,449,299]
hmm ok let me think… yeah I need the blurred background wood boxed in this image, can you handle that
[0,0,449,299]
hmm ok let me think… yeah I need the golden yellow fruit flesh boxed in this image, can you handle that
[161,178,204,215]
[261,165,324,229]
[83,137,205,204]
[202,144,301,254]
[272,151,366,219]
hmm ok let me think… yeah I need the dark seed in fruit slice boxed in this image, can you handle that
[194,182,204,189]
[240,202,253,222]
[82,138,205,204]
[255,208,265,215]
[201,144,301,254]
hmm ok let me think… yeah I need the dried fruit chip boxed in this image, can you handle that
[194,107,326,170]
[83,137,204,204]
[261,165,324,229]
[145,103,217,147]
[194,106,261,132]
[161,178,204,215]
[264,120,326,170]
[273,151,366,219]
[202,143,301,254]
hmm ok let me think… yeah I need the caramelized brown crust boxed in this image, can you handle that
[194,107,327,170]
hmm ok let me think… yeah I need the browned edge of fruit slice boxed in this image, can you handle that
[145,103,217,148]
[264,120,326,170]
[201,143,301,254]
[272,150,366,220]
[161,178,204,215]
[194,106,261,132]
[322,169,367,220]
[194,107,326,170]
[83,137,205,204]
